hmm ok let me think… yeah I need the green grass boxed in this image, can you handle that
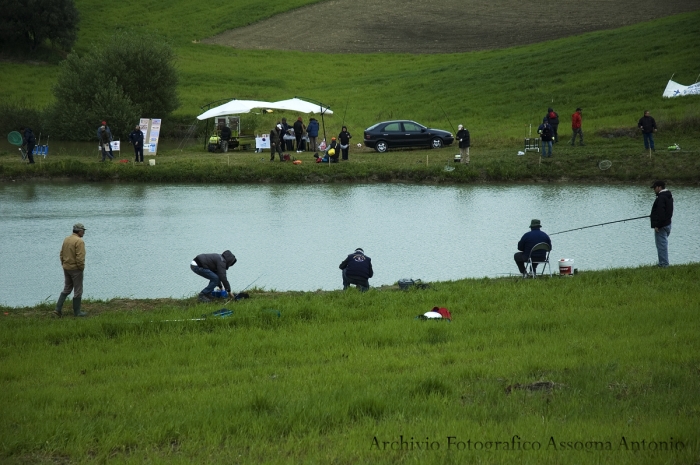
[2,130,698,183]
[2,8,699,145]
[1,265,699,464]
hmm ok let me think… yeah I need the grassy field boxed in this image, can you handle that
[2,9,699,146]
[2,132,699,184]
[1,264,699,464]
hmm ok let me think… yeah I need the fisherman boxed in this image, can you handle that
[54,223,88,317]
[190,250,237,302]
[97,121,114,161]
[649,180,673,267]
[514,219,552,278]
[128,124,144,163]
[339,248,373,292]
[20,126,36,164]
[456,124,470,164]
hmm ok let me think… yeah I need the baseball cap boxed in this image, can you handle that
[73,223,87,231]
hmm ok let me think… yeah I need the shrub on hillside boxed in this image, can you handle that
[46,32,179,141]
[0,99,43,136]
[0,0,79,53]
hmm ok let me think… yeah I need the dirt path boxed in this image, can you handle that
[203,0,700,53]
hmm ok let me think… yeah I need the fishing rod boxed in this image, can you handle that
[438,104,457,135]
[229,273,264,301]
[549,215,649,236]
[341,99,349,127]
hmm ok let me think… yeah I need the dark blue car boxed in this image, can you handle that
[363,120,454,153]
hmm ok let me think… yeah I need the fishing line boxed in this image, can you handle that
[549,215,649,236]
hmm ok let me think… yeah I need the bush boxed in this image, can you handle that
[0,0,79,53]
[46,32,179,141]
[0,98,43,136]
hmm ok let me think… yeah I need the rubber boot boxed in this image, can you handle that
[54,292,69,318]
[73,297,87,317]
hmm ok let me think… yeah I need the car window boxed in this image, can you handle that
[403,122,422,132]
[383,122,401,132]
[366,123,381,131]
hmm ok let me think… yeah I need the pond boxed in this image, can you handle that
[1,182,698,307]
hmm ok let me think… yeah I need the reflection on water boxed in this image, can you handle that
[1,182,698,307]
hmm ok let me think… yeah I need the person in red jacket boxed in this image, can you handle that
[569,108,584,146]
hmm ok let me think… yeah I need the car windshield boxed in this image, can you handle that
[366,123,382,131]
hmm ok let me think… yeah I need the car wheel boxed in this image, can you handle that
[431,137,444,149]
[375,141,388,153]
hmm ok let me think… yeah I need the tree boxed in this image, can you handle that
[0,0,79,52]
[46,33,179,141]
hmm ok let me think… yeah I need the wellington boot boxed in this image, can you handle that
[73,297,87,317]
[54,292,69,318]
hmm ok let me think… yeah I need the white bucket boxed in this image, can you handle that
[558,258,574,275]
[148,159,156,166]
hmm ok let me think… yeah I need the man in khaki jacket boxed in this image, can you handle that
[55,223,87,317]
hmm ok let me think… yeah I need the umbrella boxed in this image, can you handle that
[8,131,23,146]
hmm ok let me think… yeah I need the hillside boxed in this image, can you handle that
[0,2,699,145]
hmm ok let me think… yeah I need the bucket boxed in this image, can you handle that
[148,159,155,166]
[558,258,574,275]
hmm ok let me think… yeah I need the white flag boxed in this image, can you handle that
[662,79,700,98]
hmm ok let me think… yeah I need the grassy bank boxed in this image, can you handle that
[1,264,699,464]
[1,132,699,184]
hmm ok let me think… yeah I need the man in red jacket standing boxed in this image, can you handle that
[569,108,584,146]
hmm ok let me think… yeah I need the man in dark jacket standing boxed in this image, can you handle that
[650,180,673,267]
[21,127,36,164]
[129,124,145,163]
[456,124,470,164]
[514,219,552,278]
[293,117,306,153]
[638,110,657,152]
[545,108,559,142]
[538,118,554,158]
[339,248,373,292]
[270,123,283,162]
[191,250,237,301]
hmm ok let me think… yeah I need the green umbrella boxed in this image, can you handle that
[8,131,23,146]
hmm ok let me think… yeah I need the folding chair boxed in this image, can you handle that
[526,242,552,278]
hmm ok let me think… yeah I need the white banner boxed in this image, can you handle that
[662,80,700,98]
[256,136,270,149]
[148,118,161,154]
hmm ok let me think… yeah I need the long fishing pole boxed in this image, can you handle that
[549,215,649,236]
[438,104,457,135]
[341,99,349,127]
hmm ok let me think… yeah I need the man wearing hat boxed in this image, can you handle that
[456,124,470,164]
[55,223,88,317]
[514,219,552,278]
[339,248,373,292]
[650,180,673,267]
[97,120,114,161]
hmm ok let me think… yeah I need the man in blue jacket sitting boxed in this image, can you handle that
[339,248,373,292]
[514,219,552,278]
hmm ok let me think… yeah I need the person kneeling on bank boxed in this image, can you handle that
[339,248,373,292]
[190,250,237,302]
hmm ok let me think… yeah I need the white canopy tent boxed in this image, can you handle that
[197,96,334,147]
[196,99,274,120]
[267,98,333,115]
[197,97,333,121]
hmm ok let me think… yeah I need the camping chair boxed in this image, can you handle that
[526,242,552,278]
